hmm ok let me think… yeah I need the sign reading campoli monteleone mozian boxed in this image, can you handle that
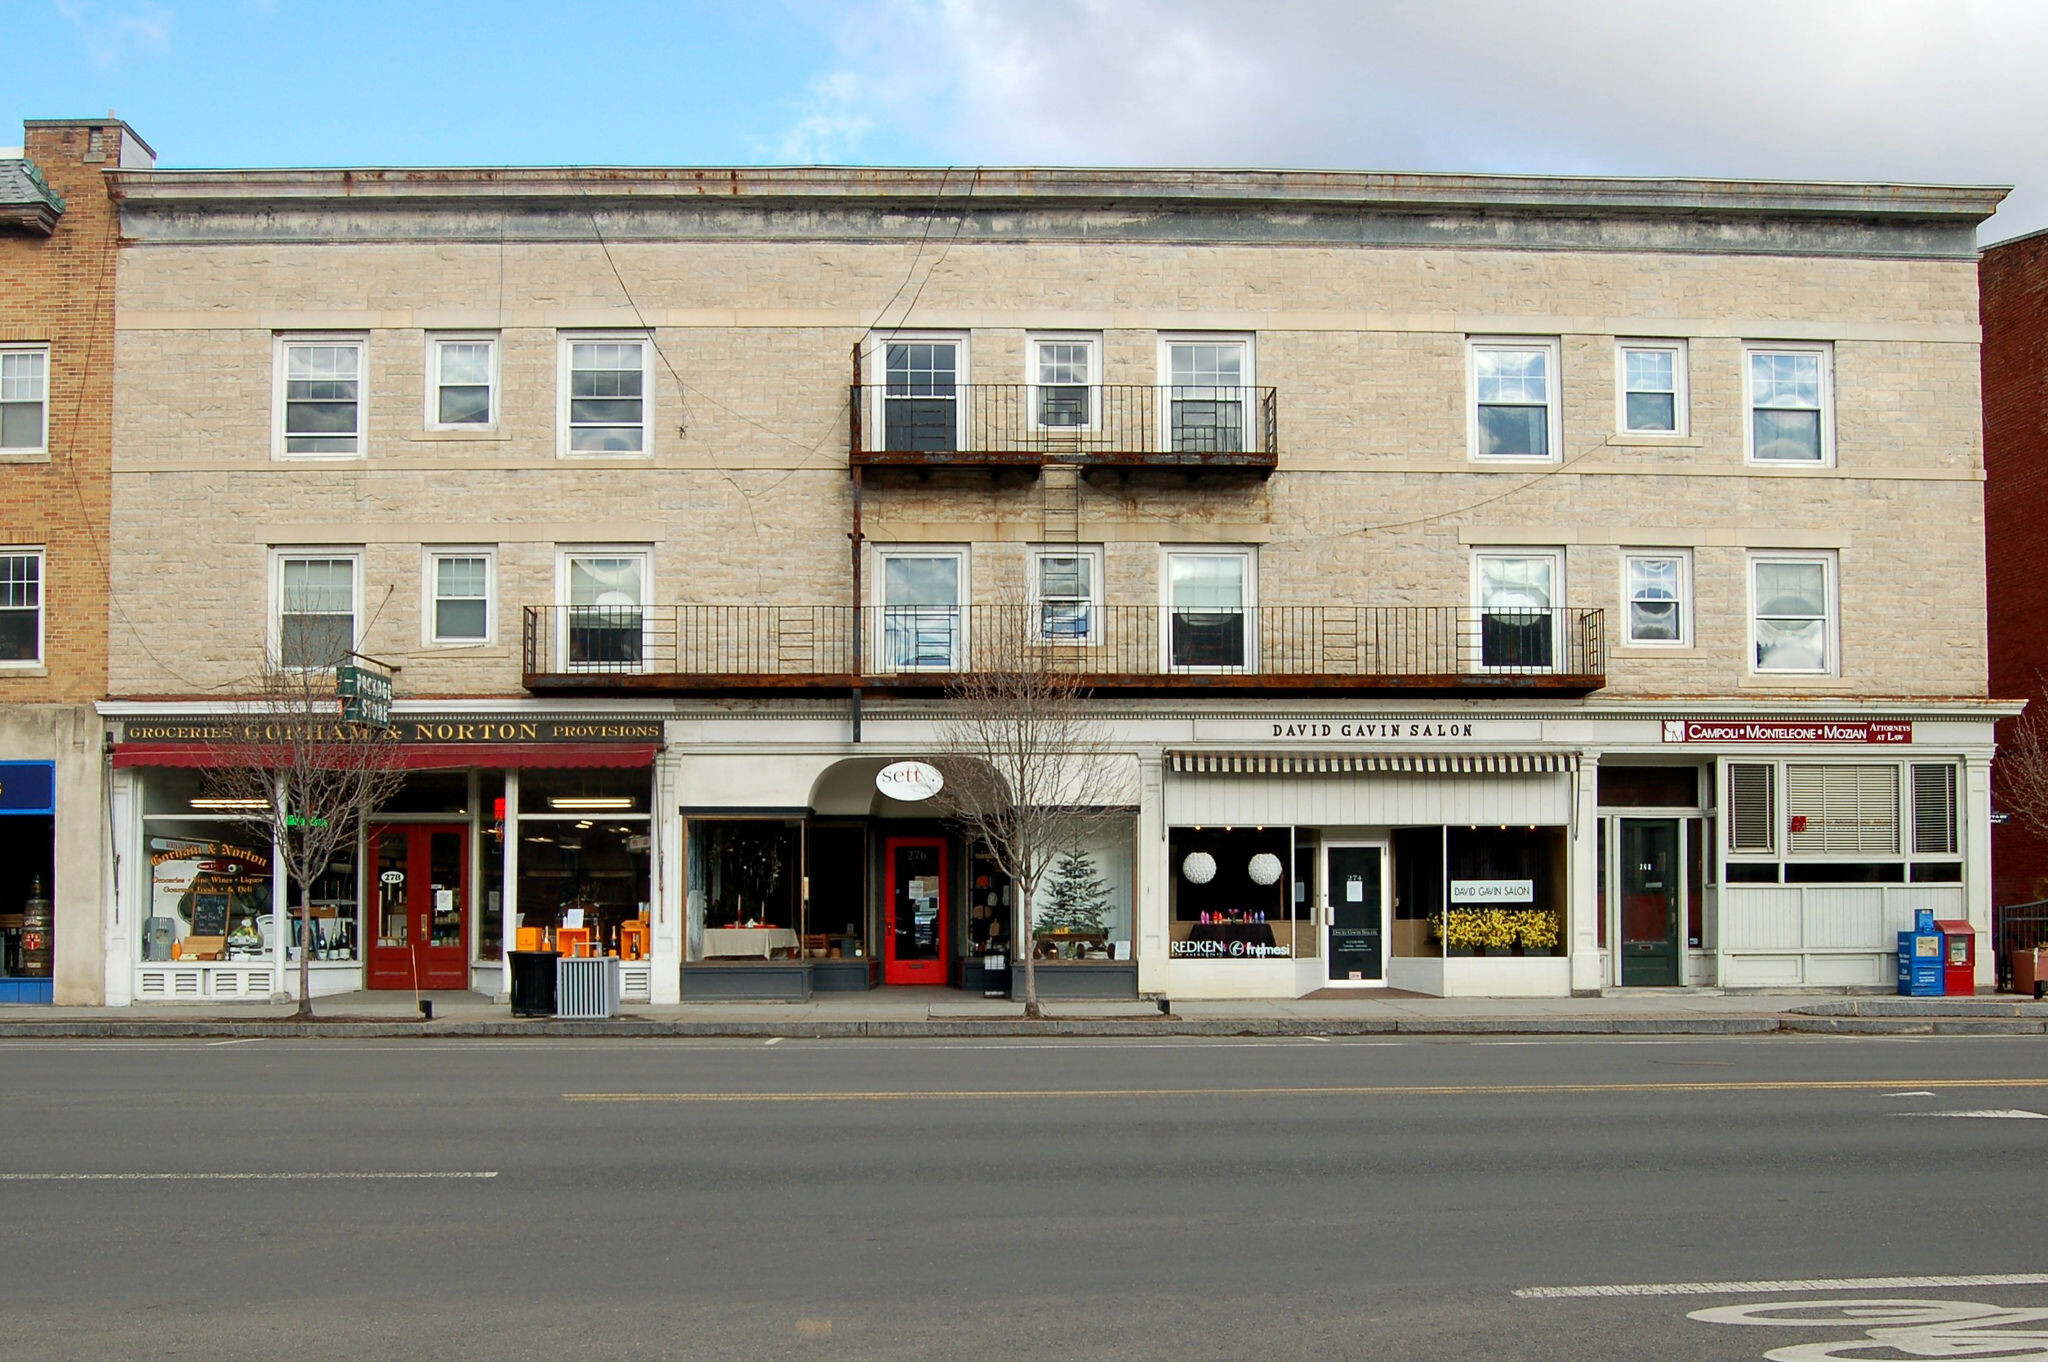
[1661,720,1912,744]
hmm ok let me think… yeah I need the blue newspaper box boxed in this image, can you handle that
[1897,926,1944,996]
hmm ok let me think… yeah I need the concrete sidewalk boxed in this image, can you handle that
[1,988,2044,1038]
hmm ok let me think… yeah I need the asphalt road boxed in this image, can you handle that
[1,1033,2044,1360]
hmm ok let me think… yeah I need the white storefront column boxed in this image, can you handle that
[499,768,518,1006]
[1569,751,1602,994]
[651,749,683,1004]
[1965,751,1995,988]
[1135,753,1168,996]
[104,767,137,1007]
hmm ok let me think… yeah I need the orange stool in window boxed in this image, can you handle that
[555,927,592,958]
[618,921,649,961]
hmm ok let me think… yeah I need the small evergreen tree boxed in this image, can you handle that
[1038,846,1110,935]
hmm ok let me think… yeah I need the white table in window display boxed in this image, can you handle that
[701,927,801,959]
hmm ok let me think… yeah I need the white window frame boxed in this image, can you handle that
[0,547,45,667]
[273,335,367,460]
[270,548,362,671]
[1744,341,1834,466]
[555,547,652,673]
[870,333,969,454]
[1615,339,1688,437]
[1621,549,1692,648]
[557,333,653,458]
[422,548,497,647]
[1026,334,1101,434]
[0,344,51,455]
[1469,548,1565,672]
[425,334,499,431]
[1028,544,1104,646]
[1161,546,1257,673]
[875,546,969,673]
[1748,550,1839,676]
[1468,337,1562,463]
[1159,335,1255,455]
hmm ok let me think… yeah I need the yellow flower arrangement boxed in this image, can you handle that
[1516,909,1560,953]
[1434,907,1559,953]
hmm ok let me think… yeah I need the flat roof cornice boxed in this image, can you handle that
[106,165,2010,223]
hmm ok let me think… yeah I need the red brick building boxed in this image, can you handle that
[1982,228,2048,907]
[0,117,151,1002]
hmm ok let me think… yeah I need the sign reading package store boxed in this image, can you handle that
[1449,879,1535,904]
[1194,718,1543,743]
[1661,720,1912,745]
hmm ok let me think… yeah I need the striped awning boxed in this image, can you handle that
[1167,750,1578,775]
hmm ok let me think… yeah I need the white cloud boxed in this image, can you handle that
[786,0,2048,237]
[54,0,173,70]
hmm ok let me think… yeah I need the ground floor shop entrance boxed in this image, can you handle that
[366,824,469,990]
[1324,842,1387,985]
[1618,818,1682,987]
[883,836,949,985]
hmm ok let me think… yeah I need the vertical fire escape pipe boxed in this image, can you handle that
[848,348,865,743]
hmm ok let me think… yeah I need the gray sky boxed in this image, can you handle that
[788,0,2048,242]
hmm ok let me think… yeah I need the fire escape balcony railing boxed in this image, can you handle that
[523,605,1605,693]
[848,384,1279,471]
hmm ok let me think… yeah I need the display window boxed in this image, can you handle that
[688,818,803,961]
[1430,826,1567,958]
[1026,819,1135,963]
[516,770,652,956]
[1167,826,1303,959]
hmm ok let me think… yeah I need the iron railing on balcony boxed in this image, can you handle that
[523,605,1605,691]
[848,384,1279,469]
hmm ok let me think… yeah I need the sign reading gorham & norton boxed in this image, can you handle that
[122,718,666,744]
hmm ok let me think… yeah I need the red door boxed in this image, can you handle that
[366,825,470,990]
[883,837,948,986]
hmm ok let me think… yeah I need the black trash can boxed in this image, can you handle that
[509,950,560,1017]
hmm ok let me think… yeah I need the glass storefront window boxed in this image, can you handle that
[517,817,651,952]
[519,768,650,816]
[1027,820,1135,963]
[141,821,273,961]
[1437,826,1567,958]
[1167,826,1296,960]
[688,820,801,961]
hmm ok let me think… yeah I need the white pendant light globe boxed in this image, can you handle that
[1247,852,1283,886]
[1181,851,1217,885]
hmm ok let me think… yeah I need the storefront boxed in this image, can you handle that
[0,758,57,1003]
[104,710,664,1004]
[676,750,1138,1000]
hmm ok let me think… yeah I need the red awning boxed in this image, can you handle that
[113,742,660,771]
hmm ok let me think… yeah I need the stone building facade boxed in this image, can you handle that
[97,166,2010,1004]
[0,118,151,1004]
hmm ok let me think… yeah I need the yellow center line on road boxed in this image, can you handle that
[563,1076,2048,1104]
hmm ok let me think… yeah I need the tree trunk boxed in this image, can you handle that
[295,882,315,1019]
[1018,874,1041,1019]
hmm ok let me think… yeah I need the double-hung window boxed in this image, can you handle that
[274,552,359,670]
[880,550,966,671]
[1031,546,1101,644]
[561,336,650,454]
[882,338,963,452]
[1031,337,1097,431]
[1746,343,1832,464]
[0,549,43,664]
[429,336,497,428]
[1622,551,1691,646]
[561,550,649,669]
[1165,339,1250,454]
[278,338,364,457]
[0,346,49,454]
[1471,339,1560,460]
[1165,549,1253,671]
[1750,552,1836,674]
[1617,341,1686,435]
[1473,550,1561,670]
[426,550,494,645]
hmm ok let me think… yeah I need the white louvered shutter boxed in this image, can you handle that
[1728,763,1775,852]
[1911,764,1958,856]
[1785,764,1899,856]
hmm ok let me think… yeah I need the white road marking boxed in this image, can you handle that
[1515,1273,2048,1300]
[763,1037,782,1046]
[1900,1109,2048,1119]
[1886,1090,1937,1096]
[0,1171,499,1181]
[206,1038,262,1047]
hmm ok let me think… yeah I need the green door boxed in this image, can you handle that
[1325,845,1385,983]
[1619,819,1681,987]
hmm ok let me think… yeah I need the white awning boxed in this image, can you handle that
[1167,750,1578,775]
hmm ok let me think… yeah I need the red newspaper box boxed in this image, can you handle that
[1934,919,1975,995]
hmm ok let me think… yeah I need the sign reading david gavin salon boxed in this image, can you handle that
[1193,717,1543,743]
[121,718,666,744]
[1661,720,1912,745]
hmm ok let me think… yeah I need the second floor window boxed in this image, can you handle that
[1166,340,1248,454]
[563,552,649,668]
[1751,553,1836,674]
[281,339,363,456]
[1032,547,1100,644]
[1167,550,1251,670]
[276,554,358,669]
[880,550,964,670]
[1474,550,1560,669]
[883,340,961,452]
[564,339,649,453]
[429,552,492,644]
[1623,552,1690,646]
[0,550,42,664]
[0,347,49,453]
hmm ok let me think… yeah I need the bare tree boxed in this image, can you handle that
[929,602,1133,1018]
[1996,698,2048,848]
[201,640,407,1018]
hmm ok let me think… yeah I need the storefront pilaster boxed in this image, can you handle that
[1569,750,1602,994]
[1965,751,1995,988]
[652,750,683,1004]
[1135,752,1167,996]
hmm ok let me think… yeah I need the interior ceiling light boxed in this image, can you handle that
[548,797,634,811]
[191,797,268,811]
